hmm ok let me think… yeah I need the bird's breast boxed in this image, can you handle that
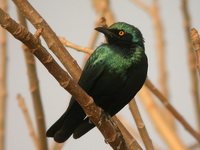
[105,54,134,75]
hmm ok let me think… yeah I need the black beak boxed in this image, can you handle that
[95,27,115,38]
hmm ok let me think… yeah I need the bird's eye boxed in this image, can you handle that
[118,31,125,36]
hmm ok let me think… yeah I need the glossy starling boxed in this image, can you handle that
[46,22,148,143]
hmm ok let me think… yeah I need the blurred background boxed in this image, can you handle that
[1,0,200,149]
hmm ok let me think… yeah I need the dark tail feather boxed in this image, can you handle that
[53,114,81,143]
[46,110,77,143]
[46,111,67,138]
[73,118,95,139]
[46,100,86,143]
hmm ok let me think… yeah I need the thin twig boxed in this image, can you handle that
[59,37,93,55]
[181,0,200,131]
[190,28,200,76]
[17,10,48,150]
[139,86,187,150]
[59,20,106,56]
[113,116,143,150]
[145,79,200,143]
[16,94,39,149]
[0,9,128,150]
[13,0,82,82]
[129,99,154,150]
[150,0,169,99]
[0,0,8,150]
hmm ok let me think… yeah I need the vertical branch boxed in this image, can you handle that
[150,0,169,98]
[117,115,142,142]
[181,0,200,130]
[17,11,48,150]
[190,28,200,76]
[16,94,39,149]
[129,100,154,150]
[138,87,187,150]
[0,0,8,150]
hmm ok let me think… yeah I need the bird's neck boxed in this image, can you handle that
[129,46,145,64]
[116,45,145,60]
[109,44,145,65]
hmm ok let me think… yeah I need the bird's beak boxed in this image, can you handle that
[95,27,115,38]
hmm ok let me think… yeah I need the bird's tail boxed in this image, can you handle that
[46,100,85,143]
[73,117,95,139]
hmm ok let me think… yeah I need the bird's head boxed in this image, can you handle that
[95,22,144,49]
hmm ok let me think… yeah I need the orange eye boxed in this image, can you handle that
[118,31,125,36]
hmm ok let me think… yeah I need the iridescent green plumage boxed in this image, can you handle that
[46,22,148,142]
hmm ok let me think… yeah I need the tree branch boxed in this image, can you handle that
[190,28,200,76]
[16,94,39,149]
[0,8,128,150]
[129,99,154,150]
[17,10,48,150]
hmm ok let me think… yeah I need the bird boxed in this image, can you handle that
[46,22,148,143]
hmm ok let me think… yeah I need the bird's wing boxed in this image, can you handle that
[78,46,107,93]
